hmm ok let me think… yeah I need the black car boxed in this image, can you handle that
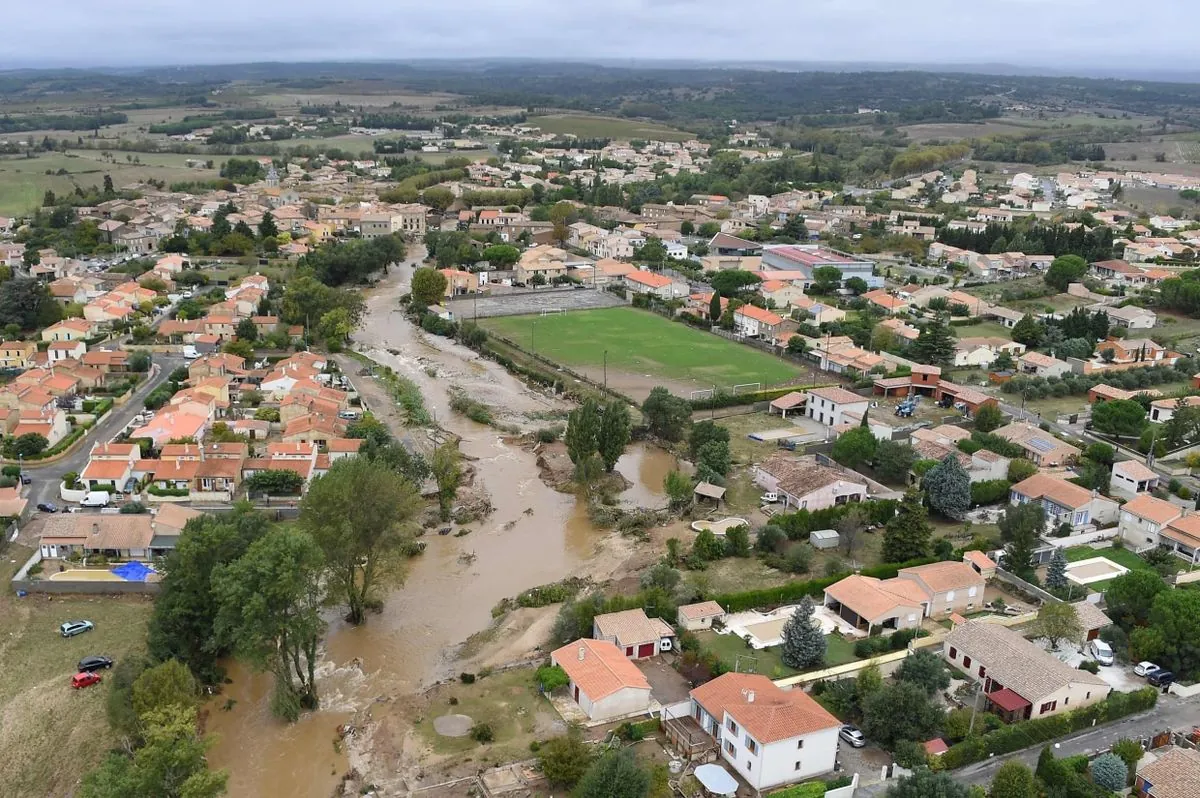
[78,656,114,672]
[36,502,58,513]
[1148,670,1175,687]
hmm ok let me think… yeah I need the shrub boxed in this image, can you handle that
[459,672,476,684]
[535,426,563,443]
[970,479,1011,506]
[469,722,494,743]
[535,664,569,692]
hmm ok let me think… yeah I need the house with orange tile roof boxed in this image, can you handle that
[805,386,869,427]
[591,608,675,660]
[41,318,94,343]
[47,340,85,363]
[1118,493,1183,550]
[129,409,210,448]
[550,638,651,722]
[862,289,908,313]
[0,341,36,370]
[282,414,346,445]
[993,421,1079,467]
[733,304,786,339]
[676,601,726,631]
[1010,473,1119,531]
[81,349,129,374]
[80,456,135,491]
[688,672,840,790]
[1110,460,1162,499]
[10,409,69,447]
[622,269,688,299]
[326,437,364,461]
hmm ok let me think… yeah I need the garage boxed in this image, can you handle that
[637,642,656,658]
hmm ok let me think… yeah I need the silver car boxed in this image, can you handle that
[60,620,94,638]
[839,725,866,748]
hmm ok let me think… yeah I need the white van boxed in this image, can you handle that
[80,491,111,508]
[182,345,200,360]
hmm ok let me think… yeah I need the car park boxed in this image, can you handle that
[59,620,94,638]
[71,672,102,689]
[1148,670,1175,687]
[37,502,58,513]
[1087,639,1114,666]
[1134,661,1160,677]
[839,725,866,748]
[78,656,114,672]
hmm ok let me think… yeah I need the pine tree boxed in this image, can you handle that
[1045,547,1068,590]
[882,490,933,562]
[780,596,826,669]
[910,315,957,367]
[923,454,971,520]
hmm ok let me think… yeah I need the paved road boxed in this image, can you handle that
[23,354,185,509]
[855,693,1199,795]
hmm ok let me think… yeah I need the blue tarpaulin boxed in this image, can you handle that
[111,561,154,582]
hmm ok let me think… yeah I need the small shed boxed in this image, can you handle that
[809,528,840,550]
[677,601,726,632]
[694,481,726,504]
[1072,600,1112,642]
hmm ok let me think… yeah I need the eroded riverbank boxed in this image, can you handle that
[205,249,672,796]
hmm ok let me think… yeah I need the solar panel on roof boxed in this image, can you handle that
[1028,438,1055,452]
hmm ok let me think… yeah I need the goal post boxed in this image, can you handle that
[732,382,762,394]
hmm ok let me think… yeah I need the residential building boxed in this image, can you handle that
[954,337,1025,368]
[753,454,868,511]
[1017,351,1072,378]
[41,318,93,342]
[944,621,1110,721]
[1118,494,1183,549]
[1010,473,1119,531]
[1105,304,1157,330]
[1135,746,1200,798]
[550,638,652,722]
[591,608,675,660]
[1157,514,1200,565]
[993,422,1080,467]
[1149,395,1200,423]
[1110,460,1162,499]
[805,386,869,427]
[39,514,154,561]
[677,601,726,632]
[733,304,786,340]
[0,341,37,369]
[823,559,985,633]
[689,672,841,791]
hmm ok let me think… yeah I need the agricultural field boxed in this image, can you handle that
[480,307,804,397]
[0,149,220,215]
[526,113,692,142]
[0,544,153,797]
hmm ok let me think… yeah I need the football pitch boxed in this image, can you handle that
[480,307,803,389]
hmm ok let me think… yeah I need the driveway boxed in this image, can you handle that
[1047,640,1146,693]
[22,354,184,509]
[637,656,693,705]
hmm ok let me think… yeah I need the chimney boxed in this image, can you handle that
[577,645,586,661]
[91,523,100,536]
[746,690,755,703]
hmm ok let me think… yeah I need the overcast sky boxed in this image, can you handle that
[4,0,1196,73]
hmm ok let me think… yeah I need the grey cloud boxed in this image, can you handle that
[3,0,1198,71]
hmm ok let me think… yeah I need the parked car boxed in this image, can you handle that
[839,725,866,748]
[760,492,779,505]
[59,620,94,638]
[71,672,102,689]
[20,474,31,485]
[1087,639,1114,666]
[36,502,58,513]
[1134,661,1161,677]
[1148,670,1175,687]
[77,656,114,672]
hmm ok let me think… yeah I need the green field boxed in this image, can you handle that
[527,113,692,141]
[481,307,802,388]
[0,545,153,796]
[0,149,221,215]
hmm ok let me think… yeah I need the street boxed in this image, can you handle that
[854,693,1199,795]
[22,353,185,509]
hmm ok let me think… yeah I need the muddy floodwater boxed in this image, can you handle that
[205,251,672,796]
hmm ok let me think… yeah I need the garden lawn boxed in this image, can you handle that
[1063,545,1165,574]
[413,666,545,757]
[695,630,858,680]
[481,307,802,389]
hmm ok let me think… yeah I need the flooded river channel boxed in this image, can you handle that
[205,252,675,796]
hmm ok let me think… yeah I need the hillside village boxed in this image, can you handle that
[8,94,1200,798]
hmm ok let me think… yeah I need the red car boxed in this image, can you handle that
[71,672,102,689]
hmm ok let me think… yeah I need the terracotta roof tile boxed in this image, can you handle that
[551,638,650,700]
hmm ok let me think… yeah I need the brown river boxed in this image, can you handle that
[204,251,676,796]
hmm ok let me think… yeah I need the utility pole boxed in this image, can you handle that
[603,349,608,391]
